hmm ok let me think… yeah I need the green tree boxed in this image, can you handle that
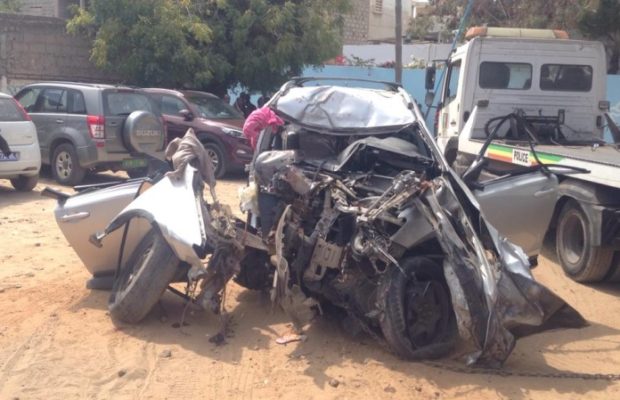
[414,0,589,40]
[407,14,435,41]
[579,0,620,74]
[67,0,350,93]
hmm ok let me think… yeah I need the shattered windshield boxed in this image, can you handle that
[273,86,417,133]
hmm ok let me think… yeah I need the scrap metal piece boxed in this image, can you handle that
[415,176,585,367]
[304,238,344,281]
[280,165,313,196]
[359,171,422,223]
[271,204,293,304]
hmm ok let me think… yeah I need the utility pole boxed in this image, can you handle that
[395,0,403,84]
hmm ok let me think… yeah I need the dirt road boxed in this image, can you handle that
[1,171,620,399]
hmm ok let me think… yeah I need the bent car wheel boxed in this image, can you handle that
[108,229,181,323]
[203,142,227,179]
[10,174,38,192]
[556,200,613,283]
[379,257,457,360]
[52,143,86,186]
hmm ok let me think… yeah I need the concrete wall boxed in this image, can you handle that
[18,0,57,17]
[18,0,82,19]
[0,13,116,94]
[343,0,370,44]
[343,43,453,65]
[368,0,412,42]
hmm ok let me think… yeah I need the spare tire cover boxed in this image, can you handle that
[122,111,165,155]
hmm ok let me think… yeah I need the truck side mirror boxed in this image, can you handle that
[424,92,435,108]
[425,65,436,91]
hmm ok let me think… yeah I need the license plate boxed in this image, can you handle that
[122,158,147,169]
[0,152,19,162]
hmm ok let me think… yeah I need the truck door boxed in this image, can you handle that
[437,60,462,152]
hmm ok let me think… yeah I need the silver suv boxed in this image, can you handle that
[15,82,165,185]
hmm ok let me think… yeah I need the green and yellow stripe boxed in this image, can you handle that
[486,144,513,163]
[485,144,564,166]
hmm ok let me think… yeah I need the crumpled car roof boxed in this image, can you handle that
[273,85,417,133]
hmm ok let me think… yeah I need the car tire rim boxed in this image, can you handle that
[562,212,586,266]
[206,148,219,170]
[55,150,73,179]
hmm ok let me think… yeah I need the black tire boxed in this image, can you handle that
[203,142,227,179]
[379,257,457,360]
[108,229,181,323]
[52,143,86,186]
[556,200,614,283]
[10,174,38,191]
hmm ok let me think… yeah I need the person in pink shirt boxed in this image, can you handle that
[242,106,284,150]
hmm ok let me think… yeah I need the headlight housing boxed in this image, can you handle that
[221,127,244,138]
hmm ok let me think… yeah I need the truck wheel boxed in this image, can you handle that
[556,201,614,282]
[379,257,457,360]
[203,142,227,178]
[52,143,86,186]
[10,174,38,192]
[108,229,181,323]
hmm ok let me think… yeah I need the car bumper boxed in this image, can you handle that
[220,136,253,170]
[77,143,164,170]
[0,142,41,178]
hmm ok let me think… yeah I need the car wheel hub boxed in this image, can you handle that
[206,148,219,169]
[55,151,73,178]
[563,213,586,266]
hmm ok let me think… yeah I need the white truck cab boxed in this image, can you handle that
[428,27,620,284]
[434,27,608,161]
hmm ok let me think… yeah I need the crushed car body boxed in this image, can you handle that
[241,79,586,366]
[50,78,586,368]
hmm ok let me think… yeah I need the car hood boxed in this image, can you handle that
[272,85,416,134]
[194,117,244,131]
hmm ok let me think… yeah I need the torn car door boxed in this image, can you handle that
[473,171,558,257]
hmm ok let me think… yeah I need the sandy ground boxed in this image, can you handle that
[1,170,620,400]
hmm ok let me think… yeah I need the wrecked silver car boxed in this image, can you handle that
[48,78,585,368]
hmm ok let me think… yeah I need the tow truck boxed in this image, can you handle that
[426,27,620,283]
